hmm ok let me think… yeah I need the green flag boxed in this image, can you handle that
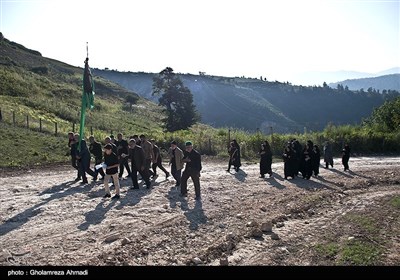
[78,57,95,152]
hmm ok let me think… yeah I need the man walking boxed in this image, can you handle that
[115,133,131,179]
[168,140,184,187]
[125,139,151,189]
[180,141,202,200]
[103,144,120,199]
[150,139,169,179]
[89,135,105,180]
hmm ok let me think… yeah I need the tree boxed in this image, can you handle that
[125,94,139,111]
[152,67,200,132]
[366,96,400,132]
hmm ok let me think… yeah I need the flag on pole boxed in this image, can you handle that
[78,46,95,152]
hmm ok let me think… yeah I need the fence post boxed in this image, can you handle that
[13,111,16,126]
[55,122,58,136]
[208,138,212,154]
[26,115,29,129]
[72,122,75,132]
[228,129,231,147]
[0,108,2,121]
[90,126,93,136]
[39,118,42,132]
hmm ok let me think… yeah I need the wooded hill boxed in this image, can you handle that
[95,69,399,133]
[329,74,400,92]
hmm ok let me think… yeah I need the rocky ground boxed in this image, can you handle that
[0,157,399,266]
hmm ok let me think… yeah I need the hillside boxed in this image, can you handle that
[329,74,400,92]
[0,33,165,166]
[95,69,399,133]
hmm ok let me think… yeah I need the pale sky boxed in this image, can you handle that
[1,0,399,85]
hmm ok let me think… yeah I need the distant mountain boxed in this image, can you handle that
[294,67,400,86]
[95,69,400,133]
[294,70,373,86]
[329,74,400,91]
[376,67,400,76]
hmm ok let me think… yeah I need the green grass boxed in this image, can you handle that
[0,123,68,167]
[314,243,340,260]
[314,236,383,266]
[389,196,400,209]
[344,214,379,235]
[339,239,382,265]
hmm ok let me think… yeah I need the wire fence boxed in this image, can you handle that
[1,107,397,159]
[0,107,114,138]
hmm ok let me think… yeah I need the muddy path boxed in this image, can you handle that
[0,157,399,266]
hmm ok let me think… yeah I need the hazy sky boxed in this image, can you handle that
[1,0,399,85]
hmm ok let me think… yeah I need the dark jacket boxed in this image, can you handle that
[70,142,78,157]
[89,141,103,161]
[183,149,202,172]
[342,145,351,159]
[115,139,129,157]
[78,140,90,159]
[128,145,145,170]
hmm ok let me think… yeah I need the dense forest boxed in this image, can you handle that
[95,69,399,133]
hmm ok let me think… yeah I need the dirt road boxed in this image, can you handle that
[0,157,399,266]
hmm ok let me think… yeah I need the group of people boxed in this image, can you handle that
[68,132,351,199]
[68,133,202,200]
[225,138,351,180]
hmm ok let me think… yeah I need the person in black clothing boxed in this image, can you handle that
[150,139,170,179]
[259,140,273,178]
[125,139,151,189]
[180,141,202,200]
[283,142,296,180]
[69,132,81,181]
[312,144,321,176]
[132,135,141,146]
[89,136,105,180]
[300,141,313,180]
[231,139,241,172]
[342,144,351,171]
[105,136,118,154]
[115,133,131,179]
[68,132,74,147]
[292,139,302,177]
[102,144,120,199]
[75,134,96,184]
[226,141,239,172]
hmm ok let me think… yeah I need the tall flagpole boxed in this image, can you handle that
[78,42,89,152]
